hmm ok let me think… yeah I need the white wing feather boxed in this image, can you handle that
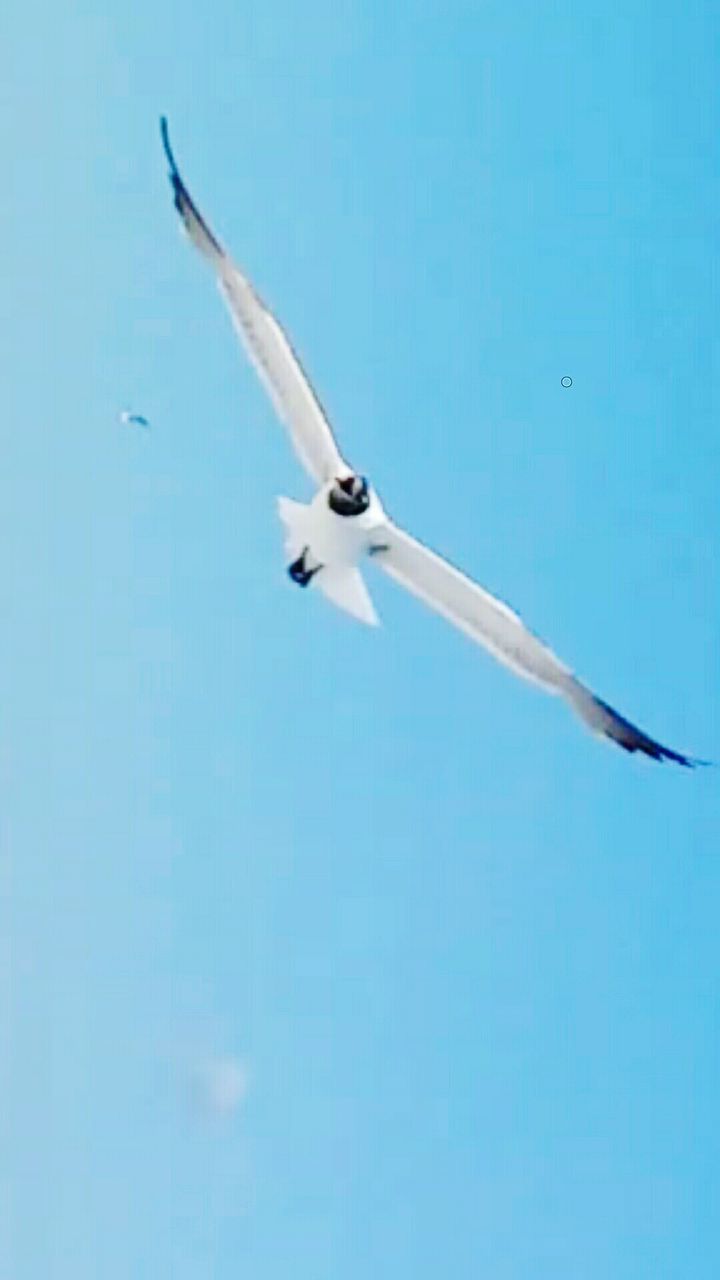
[161,119,348,485]
[375,520,697,765]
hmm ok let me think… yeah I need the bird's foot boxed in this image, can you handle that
[287,550,321,588]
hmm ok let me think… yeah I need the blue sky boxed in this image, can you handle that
[2,1,718,1276]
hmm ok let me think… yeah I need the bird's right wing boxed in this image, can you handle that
[374,520,697,764]
[160,118,348,486]
[375,520,574,690]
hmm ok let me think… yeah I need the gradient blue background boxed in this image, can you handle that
[2,2,718,1276]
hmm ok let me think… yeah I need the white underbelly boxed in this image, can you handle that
[305,486,384,567]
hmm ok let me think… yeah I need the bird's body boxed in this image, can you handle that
[277,481,387,626]
[160,117,701,766]
[296,481,386,569]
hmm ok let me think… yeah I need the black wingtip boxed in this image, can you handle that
[157,116,226,262]
[589,695,705,768]
[159,116,192,222]
[160,116,181,186]
[160,115,173,165]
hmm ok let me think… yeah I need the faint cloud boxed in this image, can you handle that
[158,1005,251,1124]
[194,1054,250,1117]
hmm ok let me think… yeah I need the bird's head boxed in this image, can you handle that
[328,473,370,517]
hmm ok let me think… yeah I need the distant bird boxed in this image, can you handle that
[120,409,150,429]
[160,117,700,766]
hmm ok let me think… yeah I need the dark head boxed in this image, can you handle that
[328,474,370,517]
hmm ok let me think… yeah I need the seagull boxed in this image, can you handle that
[160,117,700,766]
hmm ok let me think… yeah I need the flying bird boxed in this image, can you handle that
[160,117,699,766]
[120,410,150,429]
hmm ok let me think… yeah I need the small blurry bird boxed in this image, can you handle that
[120,409,150,428]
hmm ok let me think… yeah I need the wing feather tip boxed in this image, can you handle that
[578,691,702,768]
[159,116,185,211]
[160,115,176,173]
[159,118,226,261]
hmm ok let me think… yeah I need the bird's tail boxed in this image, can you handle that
[317,566,379,627]
[277,496,379,626]
[276,496,309,559]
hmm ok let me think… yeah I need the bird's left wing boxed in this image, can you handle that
[160,118,348,486]
[374,520,697,764]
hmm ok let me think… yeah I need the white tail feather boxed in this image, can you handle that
[277,495,379,626]
[317,566,379,627]
[276,496,309,558]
